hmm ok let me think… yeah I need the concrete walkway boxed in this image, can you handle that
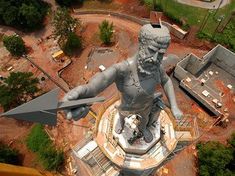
[176,0,230,9]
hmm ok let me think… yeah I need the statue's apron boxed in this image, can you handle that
[117,60,160,129]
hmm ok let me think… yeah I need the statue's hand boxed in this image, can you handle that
[171,106,183,119]
[63,86,90,121]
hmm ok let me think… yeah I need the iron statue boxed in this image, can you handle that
[63,24,183,143]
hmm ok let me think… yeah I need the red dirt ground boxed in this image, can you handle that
[0,118,41,168]
[214,80,235,117]
[111,0,150,18]
[158,146,197,176]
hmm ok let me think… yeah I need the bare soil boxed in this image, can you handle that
[157,146,197,176]
[0,118,41,168]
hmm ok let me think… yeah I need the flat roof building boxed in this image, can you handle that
[174,45,235,117]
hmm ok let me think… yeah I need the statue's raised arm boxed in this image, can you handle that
[63,65,120,120]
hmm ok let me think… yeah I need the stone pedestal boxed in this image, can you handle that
[95,100,178,174]
[73,101,197,176]
[113,112,161,155]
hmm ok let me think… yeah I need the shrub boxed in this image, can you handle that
[196,31,211,39]
[26,124,64,171]
[39,146,64,170]
[63,32,82,55]
[26,124,51,152]
[52,8,79,40]
[99,20,114,45]
[0,142,21,165]
[228,133,235,148]
[3,35,26,56]
[52,8,81,53]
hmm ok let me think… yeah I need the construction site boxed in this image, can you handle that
[70,93,199,176]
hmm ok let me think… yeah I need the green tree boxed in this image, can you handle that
[52,8,79,46]
[39,146,64,170]
[26,124,64,171]
[52,8,82,54]
[0,0,49,31]
[2,6,18,25]
[99,20,114,45]
[26,124,51,152]
[19,3,42,29]
[0,0,10,21]
[197,141,234,176]
[0,142,21,165]
[0,72,39,111]
[3,35,26,56]
[63,32,82,55]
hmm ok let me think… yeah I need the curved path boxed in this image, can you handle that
[74,14,142,33]
[75,14,207,56]
[176,0,230,9]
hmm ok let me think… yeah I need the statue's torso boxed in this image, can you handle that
[115,58,162,112]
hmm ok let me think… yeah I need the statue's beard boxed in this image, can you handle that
[137,52,161,76]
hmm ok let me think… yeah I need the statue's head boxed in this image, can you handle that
[137,24,171,75]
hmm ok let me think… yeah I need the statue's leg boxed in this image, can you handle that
[114,111,125,134]
[147,106,160,127]
[138,108,153,143]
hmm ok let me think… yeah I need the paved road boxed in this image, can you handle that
[176,0,230,9]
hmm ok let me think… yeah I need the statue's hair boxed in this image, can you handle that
[138,24,171,47]
[137,24,171,76]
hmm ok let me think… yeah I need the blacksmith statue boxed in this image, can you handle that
[63,23,183,143]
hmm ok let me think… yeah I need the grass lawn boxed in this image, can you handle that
[145,0,235,51]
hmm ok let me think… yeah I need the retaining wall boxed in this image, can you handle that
[74,10,188,39]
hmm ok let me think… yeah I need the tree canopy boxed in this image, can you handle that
[0,72,39,111]
[0,142,21,165]
[26,124,64,170]
[228,133,235,148]
[3,34,26,56]
[52,8,78,41]
[19,4,42,29]
[197,138,235,176]
[99,20,114,45]
[63,32,82,55]
[0,0,49,30]
[52,8,82,54]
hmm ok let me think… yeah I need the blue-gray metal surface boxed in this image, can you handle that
[1,88,105,125]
